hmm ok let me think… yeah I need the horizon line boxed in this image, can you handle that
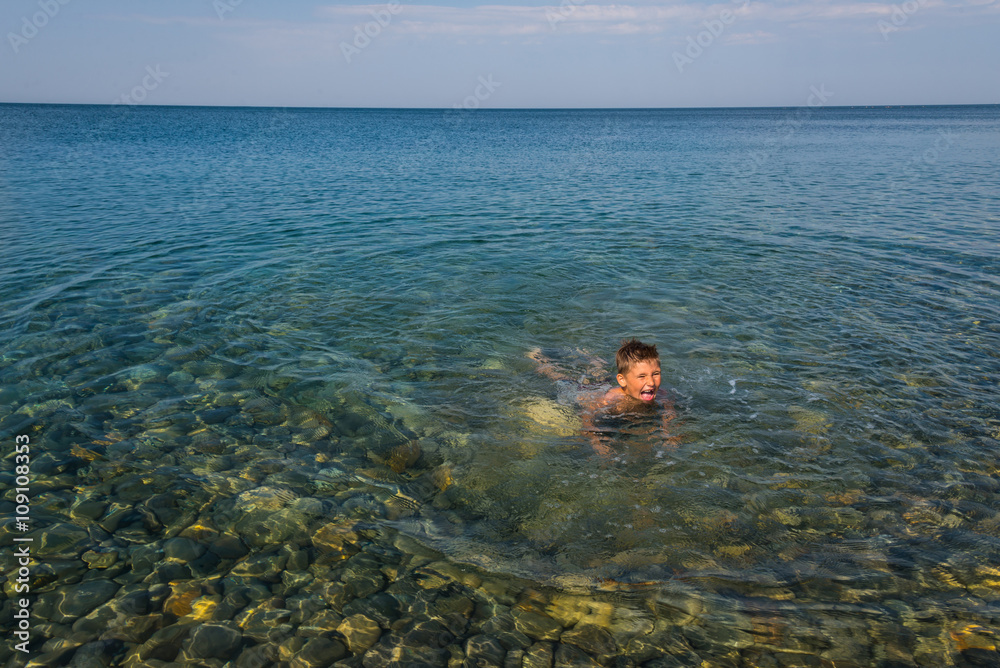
[1,102,998,112]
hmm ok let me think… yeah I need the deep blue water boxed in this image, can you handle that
[1,104,999,665]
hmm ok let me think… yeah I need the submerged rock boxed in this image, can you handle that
[312,521,363,560]
[167,370,195,387]
[136,622,196,662]
[44,580,121,623]
[82,550,119,570]
[343,570,385,600]
[293,637,348,667]
[183,622,243,660]
[280,636,308,662]
[545,595,613,629]
[230,551,289,582]
[163,536,207,562]
[282,570,313,591]
[71,499,109,522]
[112,588,152,617]
[72,601,119,638]
[209,533,248,559]
[338,614,383,654]
[35,523,92,559]
[522,642,555,668]
[554,642,602,667]
[341,592,402,628]
[513,610,563,642]
[287,593,325,625]
[522,397,582,438]
[163,583,203,617]
[235,485,299,511]
[233,508,301,547]
[465,634,507,667]
[560,624,617,657]
[70,639,125,667]
[235,641,278,667]
[299,610,344,637]
[237,603,294,644]
[787,405,832,436]
[386,440,422,473]
[17,646,78,667]
[362,628,449,668]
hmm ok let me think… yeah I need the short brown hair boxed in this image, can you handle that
[616,339,659,375]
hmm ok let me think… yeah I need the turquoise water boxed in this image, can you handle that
[1,104,999,666]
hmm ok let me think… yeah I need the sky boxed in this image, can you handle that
[0,0,997,107]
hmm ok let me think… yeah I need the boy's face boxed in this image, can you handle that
[617,359,661,402]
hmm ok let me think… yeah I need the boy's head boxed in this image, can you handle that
[615,339,661,402]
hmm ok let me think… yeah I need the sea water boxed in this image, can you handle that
[1,104,999,666]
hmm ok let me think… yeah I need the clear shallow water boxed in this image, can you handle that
[1,104,1000,666]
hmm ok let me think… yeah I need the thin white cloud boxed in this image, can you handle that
[314,0,1000,37]
[116,0,1000,41]
[724,30,779,44]
[316,3,707,35]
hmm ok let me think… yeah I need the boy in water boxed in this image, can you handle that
[528,339,677,455]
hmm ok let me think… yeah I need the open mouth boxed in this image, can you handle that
[639,389,656,401]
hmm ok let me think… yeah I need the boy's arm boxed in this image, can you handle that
[660,398,681,449]
[580,389,619,456]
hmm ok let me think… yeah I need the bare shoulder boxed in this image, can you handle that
[604,386,625,401]
[577,386,618,412]
[598,387,626,408]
